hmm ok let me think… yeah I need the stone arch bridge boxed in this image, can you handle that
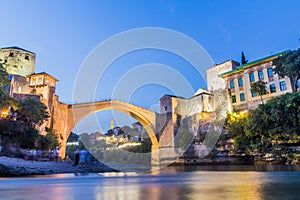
[52,99,173,160]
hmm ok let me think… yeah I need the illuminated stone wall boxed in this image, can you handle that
[0,47,35,76]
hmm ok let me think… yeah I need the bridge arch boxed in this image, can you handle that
[54,100,159,157]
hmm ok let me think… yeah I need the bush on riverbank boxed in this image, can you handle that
[224,92,300,164]
[0,119,60,158]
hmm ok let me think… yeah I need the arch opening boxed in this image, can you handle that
[68,100,159,150]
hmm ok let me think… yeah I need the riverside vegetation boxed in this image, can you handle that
[224,91,300,164]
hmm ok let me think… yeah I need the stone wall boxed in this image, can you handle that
[51,96,70,158]
[0,47,35,76]
[206,60,239,91]
[9,75,33,96]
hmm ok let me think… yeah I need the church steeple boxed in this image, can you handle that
[110,119,115,130]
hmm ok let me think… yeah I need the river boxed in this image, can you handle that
[1,165,300,200]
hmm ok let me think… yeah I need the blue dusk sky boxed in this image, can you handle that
[0,0,299,134]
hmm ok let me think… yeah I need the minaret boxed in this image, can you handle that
[110,119,115,130]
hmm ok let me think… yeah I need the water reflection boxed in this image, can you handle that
[1,166,300,200]
[185,172,264,200]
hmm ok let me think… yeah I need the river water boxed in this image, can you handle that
[1,165,300,200]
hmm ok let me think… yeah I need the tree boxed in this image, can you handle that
[241,51,248,65]
[0,119,40,149]
[273,49,300,92]
[67,132,79,143]
[224,112,249,151]
[0,63,10,87]
[225,92,300,154]
[78,133,91,149]
[250,81,268,104]
[38,131,60,151]
[245,106,271,151]
[0,88,10,111]
[17,125,40,149]
[266,92,300,135]
[245,92,300,146]
[0,63,17,113]
[0,86,18,113]
[16,98,49,125]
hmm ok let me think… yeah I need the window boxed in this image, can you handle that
[280,81,287,91]
[258,70,264,80]
[25,55,29,60]
[230,80,235,89]
[249,72,255,82]
[164,106,168,111]
[38,76,43,84]
[238,77,243,87]
[9,52,14,57]
[267,68,273,77]
[30,77,36,85]
[231,95,236,103]
[240,93,245,101]
[252,92,257,97]
[270,83,276,93]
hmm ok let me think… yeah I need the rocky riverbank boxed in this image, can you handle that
[0,156,117,177]
[173,154,300,166]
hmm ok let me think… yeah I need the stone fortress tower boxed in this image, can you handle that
[0,46,35,77]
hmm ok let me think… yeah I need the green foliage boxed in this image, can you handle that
[250,81,268,104]
[225,92,300,153]
[224,111,250,151]
[38,129,60,151]
[16,98,49,125]
[17,126,40,149]
[0,63,10,87]
[0,87,10,111]
[93,139,111,151]
[67,132,79,143]
[123,137,152,153]
[121,125,132,133]
[273,49,300,92]
[0,119,39,149]
[103,148,151,165]
[0,119,60,151]
[253,92,300,135]
[78,133,91,149]
[0,69,18,110]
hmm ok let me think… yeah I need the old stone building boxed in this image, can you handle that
[159,50,295,143]
[161,51,294,116]
[1,46,59,134]
[206,60,240,91]
[0,46,35,77]
[27,72,58,111]
[218,51,293,111]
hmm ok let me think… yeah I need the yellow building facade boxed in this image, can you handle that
[218,51,293,111]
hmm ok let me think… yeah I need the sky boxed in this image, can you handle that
[0,0,300,134]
